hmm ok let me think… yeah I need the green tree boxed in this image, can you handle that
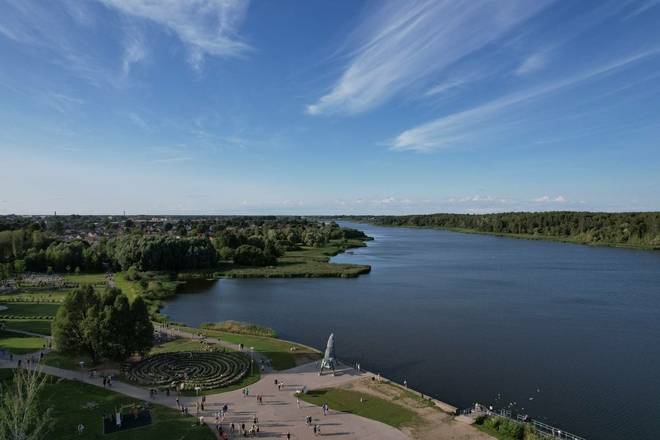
[233,245,276,267]
[0,264,8,286]
[13,259,26,287]
[130,296,154,357]
[0,368,52,440]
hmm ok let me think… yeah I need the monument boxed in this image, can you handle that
[319,333,337,375]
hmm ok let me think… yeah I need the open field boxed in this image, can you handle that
[0,289,68,303]
[0,302,60,319]
[2,319,52,335]
[0,329,46,354]
[63,273,107,285]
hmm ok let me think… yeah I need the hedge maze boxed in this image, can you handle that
[123,351,251,391]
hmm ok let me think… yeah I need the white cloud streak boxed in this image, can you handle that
[99,0,251,70]
[307,0,552,115]
[122,32,147,76]
[392,49,660,152]
[515,52,549,76]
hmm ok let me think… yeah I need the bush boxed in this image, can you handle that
[233,245,276,267]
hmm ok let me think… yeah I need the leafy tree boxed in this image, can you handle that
[130,296,154,357]
[0,264,8,286]
[13,259,26,287]
[0,368,52,440]
[233,245,276,267]
[52,286,153,363]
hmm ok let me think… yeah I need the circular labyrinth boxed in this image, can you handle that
[123,351,251,390]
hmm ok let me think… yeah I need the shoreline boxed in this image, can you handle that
[347,221,660,251]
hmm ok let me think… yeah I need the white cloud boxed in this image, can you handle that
[128,112,149,130]
[99,0,251,70]
[392,49,660,152]
[122,32,147,76]
[515,52,548,75]
[624,0,660,19]
[532,195,567,203]
[40,92,84,113]
[307,0,552,115]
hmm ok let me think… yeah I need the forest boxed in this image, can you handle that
[344,212,660,249]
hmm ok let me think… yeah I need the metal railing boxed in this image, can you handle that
[461,404,585,440]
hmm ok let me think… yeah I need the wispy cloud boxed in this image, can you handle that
[392,49,660,152]
[624,0,660,19]
[532,195,567,203]
[128,112,150,130]
[122,31,147,76]
[99,0,251,70]
[515,51,549,75]
[42,92,84,114]
[307,0,552,115]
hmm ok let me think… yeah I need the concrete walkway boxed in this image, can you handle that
[0,355,409,439]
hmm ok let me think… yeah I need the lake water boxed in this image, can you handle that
[162,222,660,439]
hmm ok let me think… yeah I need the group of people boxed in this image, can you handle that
[101,375,113,387]
[305,416,322,436]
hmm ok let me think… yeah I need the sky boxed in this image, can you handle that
[1,0,660,215]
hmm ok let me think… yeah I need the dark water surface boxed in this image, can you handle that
[162,222,660,439]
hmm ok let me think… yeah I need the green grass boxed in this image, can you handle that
[0,302,60,318]
[177,325,321,370]
[37,376,215,440]
[149,338,214,354]
[200,321,277,337]
[474,415,538,440]
[0,289,68,303]
[0,329,47,354]
[42,351,94,370]
[3,319,52,335]
[299,388,421,429]
[178,238,371,279]
[113,272,140,300]
[63,273,107,285]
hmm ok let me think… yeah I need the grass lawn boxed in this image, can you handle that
[113,272,141,301]
[0,302,60,318]
[150,338,214,354]
[3,319,52,335]
[64,273,107,285]
[0,289,68,303]
[0,329,47,354]
[37,376,215,440]
[299,387,421,429]
[42,351,94,370]
[178,325,321,370]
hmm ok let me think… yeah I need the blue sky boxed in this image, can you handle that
[1,0,660,215]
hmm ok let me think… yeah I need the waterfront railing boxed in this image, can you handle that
[460,404,585,440]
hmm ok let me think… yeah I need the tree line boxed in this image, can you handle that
[345,212,660,249]
[0,217,369,273]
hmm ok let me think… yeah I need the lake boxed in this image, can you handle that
[162,222,660,439]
